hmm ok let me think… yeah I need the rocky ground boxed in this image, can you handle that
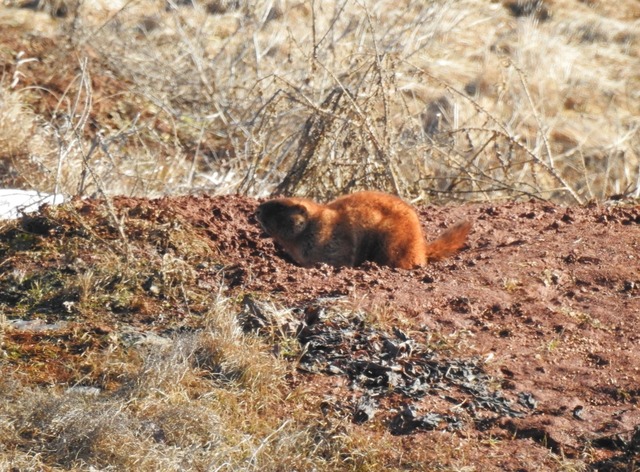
[1,195,639,470]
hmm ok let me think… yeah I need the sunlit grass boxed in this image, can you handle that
[0,0,637,202]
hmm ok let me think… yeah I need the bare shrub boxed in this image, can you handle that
[1,0,638,200]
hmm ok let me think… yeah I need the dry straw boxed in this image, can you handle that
[0,0,637,202]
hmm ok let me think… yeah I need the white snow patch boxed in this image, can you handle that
[0,189,64,220]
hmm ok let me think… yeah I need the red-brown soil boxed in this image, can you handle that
[2,194,639,470]
[191,194,640,468]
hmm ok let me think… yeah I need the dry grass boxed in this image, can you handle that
[0,2,638,470]
[0,0,638,202]
[5,308,495,471]
[0,289,394,471]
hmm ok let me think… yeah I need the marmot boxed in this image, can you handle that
[256,191,471,269]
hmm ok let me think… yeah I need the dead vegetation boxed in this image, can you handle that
[0,0,638,202]
[1,1,640,470]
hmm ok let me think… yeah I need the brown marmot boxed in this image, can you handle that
[256,191,471,269]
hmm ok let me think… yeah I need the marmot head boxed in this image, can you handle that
[256,200,310,240]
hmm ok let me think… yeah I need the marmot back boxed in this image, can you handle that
[256,191,471,269]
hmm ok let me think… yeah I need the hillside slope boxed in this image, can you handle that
[1,195,638,470]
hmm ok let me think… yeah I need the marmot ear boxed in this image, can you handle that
[291,203,308,216]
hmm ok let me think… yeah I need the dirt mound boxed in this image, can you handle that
[199,194,640,465]
[2,194,639,469]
